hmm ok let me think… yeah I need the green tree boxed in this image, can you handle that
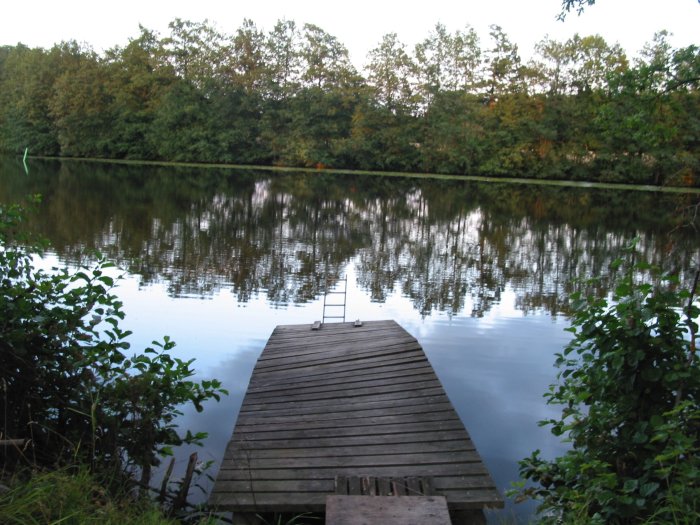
[149,80,216,162]
[0,44,60,155]
[103,27,175,159]
[300,24,357,90]
[568,34,627,94]
[264,19,303,98]
[365,33,417,114]
[414,23,453,108]
[49,42,115,157]
[595,34,700,185]
[513,256,700,523]
[417,91,487,174]
[270,84,359,168]
[532,34,627,95]
[228,18,268,93]
[347,94,421,172]
[161,18,227,90]
[532,36,572,95]
[0,199,227,483]
[484,25,523,96]
[450,25,483,93]
[412,24,482,106]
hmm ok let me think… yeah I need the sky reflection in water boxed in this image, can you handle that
[4,158,698,522]
[106,259,570,521]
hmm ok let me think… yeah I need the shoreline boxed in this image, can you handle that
[24,155,700,195]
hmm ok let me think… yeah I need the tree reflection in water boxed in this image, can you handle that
[2,156,699,521]
[1,156,697,318]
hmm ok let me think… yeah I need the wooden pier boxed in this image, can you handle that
[209,320,503,523]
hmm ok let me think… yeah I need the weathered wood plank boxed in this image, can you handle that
[231,419,465,441]
[220,450,484,469]
[211,490,500,512]
[211,475,496,494]
[239,387,448,412]
[204,474,500,493]
[261,329,416,353]
[236,400,455,424]
[254,345,427,370]
[250,352,429,381]
[223,441,474,461]
[222,429,473,450]
[223,443,479,465]
[238,395,452,419]
[216,461,492,483]
[216,466,494,483]
[242,373,441,401]
[326,495,452,525]
[252,345,425,373]
[241,379,444,406]
[209,320,503,515]
[234,410,458,433]
[246,368,436,395]
[248,362,434,390]
[270,321,402,336]
[258,338,421,364]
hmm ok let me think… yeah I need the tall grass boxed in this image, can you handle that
[0,468,188,525]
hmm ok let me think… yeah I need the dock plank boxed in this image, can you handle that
[209,320,503,515]
[325,495,452,525]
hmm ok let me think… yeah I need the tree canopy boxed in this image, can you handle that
[0,19,699,186]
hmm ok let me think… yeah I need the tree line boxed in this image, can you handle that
[0,19,698,186]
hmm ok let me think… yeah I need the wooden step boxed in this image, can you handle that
[326,495,452,525]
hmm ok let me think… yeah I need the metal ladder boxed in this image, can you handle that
[322,275,347,324]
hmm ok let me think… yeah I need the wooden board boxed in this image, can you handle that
[325,495,452,525]
[209,320,503,514]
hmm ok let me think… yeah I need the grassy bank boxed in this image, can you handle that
[0,468,218,525]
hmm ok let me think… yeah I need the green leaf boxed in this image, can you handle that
[639,482,659,498]
[98,275,114,287]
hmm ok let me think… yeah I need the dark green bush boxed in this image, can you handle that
[0,198,227,484]
[512,256,700,524]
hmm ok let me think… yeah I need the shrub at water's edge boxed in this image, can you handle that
[0,197,227,512]
[511,251,700,524]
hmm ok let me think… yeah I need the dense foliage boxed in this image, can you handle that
[0,198,227,486]
[0,20,698,185]
[513,256,700,523]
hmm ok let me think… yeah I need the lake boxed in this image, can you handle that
[2,156,698,522]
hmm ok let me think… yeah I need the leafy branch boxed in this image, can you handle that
[511,248,700,523]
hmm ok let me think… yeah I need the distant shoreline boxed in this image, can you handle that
[26,155,700,195]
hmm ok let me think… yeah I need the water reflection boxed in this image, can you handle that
[1,157,697,318]
[2,157,699,522]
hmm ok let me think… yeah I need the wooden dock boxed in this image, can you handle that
[209,320,503,522]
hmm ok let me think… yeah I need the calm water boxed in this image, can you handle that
[2,157,698,522]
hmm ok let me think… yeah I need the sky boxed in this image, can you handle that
[1,0,698,69]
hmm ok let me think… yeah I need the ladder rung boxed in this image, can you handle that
[323,275,347,323]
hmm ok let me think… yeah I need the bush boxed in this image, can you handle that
[512,255,700,524]
[0,197,227,485]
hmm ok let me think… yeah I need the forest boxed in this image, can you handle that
[0,19,698,186]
